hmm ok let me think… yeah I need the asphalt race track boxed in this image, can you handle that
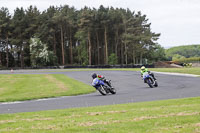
[0,70,200,114]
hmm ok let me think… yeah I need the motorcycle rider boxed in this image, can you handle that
[140,66,156,82]
[91,73,112,89]
[92,73,104,80]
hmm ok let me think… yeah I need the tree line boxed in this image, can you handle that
[0,5,165,68]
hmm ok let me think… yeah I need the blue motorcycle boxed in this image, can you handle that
[143,72,158,88]
[92,78,116,95]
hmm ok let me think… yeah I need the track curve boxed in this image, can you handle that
[0,70,200,114]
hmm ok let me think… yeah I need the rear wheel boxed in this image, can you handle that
[154,80,158,87]
[109,87,116,94]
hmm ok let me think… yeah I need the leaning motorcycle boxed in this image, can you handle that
[92,78,116,95]
[143,72,158,88]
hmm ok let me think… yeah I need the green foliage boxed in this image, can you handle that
[147,44,167,63]
[0,7,11,67]
[75,31,89,65]
[0,5,161,67]
[30,37,57,66]
[166,45,200,60]
[172,54,185,61]
[165,45,200,64]
[108,53,118,65]
[121,11,160,64]
[77,44,89,66]
[0,7,10,39]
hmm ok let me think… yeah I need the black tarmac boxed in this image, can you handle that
[0,70,200,114]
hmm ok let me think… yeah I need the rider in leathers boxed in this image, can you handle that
[91,73,112,89]
[140,66,156,82]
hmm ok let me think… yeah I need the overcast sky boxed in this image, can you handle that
[1,0,200,48]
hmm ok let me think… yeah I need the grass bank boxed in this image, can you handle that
[0,97,200,132]
[149,67,200,76]
[0,74,95,102]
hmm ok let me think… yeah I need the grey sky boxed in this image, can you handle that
[1,0,200,48]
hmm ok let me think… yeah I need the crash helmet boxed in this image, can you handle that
[92,73,97,79]
[141,66,146,71]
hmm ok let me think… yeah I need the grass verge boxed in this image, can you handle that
[149,67,200,76]
[0,97,200,132]
[33,67,200,76]
[0,74,95,102]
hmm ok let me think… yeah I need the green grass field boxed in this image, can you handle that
[0,97,200,132]
[0,74,95,102]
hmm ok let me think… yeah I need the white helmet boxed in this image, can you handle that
[141,66,145,71]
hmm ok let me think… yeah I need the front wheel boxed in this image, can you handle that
[146,78,153,88]
[98,85,107,95]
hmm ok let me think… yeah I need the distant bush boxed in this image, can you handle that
[108,53,118,65]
